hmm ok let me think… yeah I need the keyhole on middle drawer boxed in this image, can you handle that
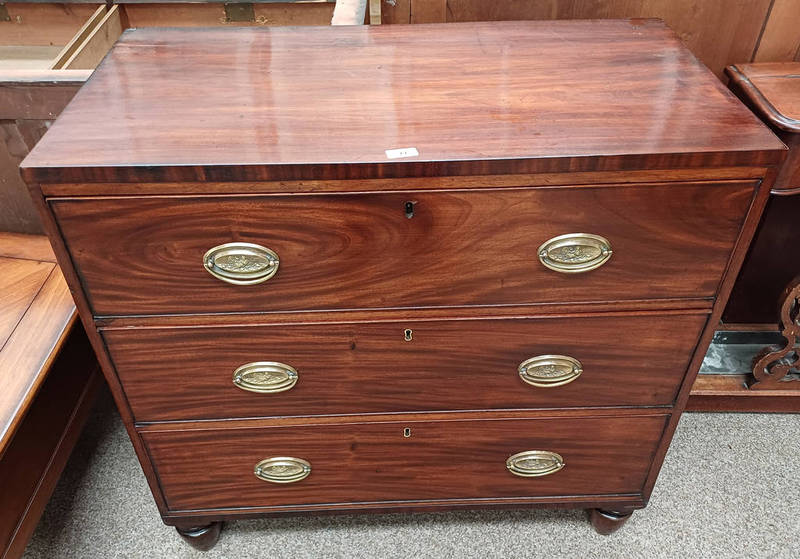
[404,329,413,341]
[405,201,415,218]
[403,427,412,438]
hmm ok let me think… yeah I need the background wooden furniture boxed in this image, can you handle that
[0,0,341,235]
[377,0,800,76]
[0,232,99,559]
[21,20,784,549]
[689,62,800,412]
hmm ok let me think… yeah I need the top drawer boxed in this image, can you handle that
[51,181,755,317]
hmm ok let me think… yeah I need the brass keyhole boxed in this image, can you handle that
[403,427,412,437]
[404,329,413,341]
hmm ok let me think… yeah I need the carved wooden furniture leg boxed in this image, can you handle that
[750,276,800,389]
[588,509,633,535]
[174,522,222,551]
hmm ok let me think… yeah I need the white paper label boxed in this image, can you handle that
[385,147,419,159]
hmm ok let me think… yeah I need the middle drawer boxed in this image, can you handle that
[105,312,707,422]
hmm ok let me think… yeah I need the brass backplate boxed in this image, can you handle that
[224,3,255,22]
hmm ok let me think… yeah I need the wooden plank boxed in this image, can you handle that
[0,232,56,263]
[0,121,49,234]
[0,46,62,71]
[123,2,335,27]
[63,5,123,70]
[0,331,99,558]
[752,0,800,62]
[253,2,337,25]
[0,3,100,46]
[0,267,77,456]
[0,257,53,349]
[442,0,774,77]
[332,0,367,25]
[411,0,445,23]
[369,0,382,24]
[0,75,86,120]
[688,374,800,412]
[50,5,109,70]
[382,0,410,23]
[0,72,83,234]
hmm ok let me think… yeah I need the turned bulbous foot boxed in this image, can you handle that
[588,508,633,535]
[175,521,223,551]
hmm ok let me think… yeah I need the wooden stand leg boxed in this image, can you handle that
[175,522,222,551]
[587,509,633,535]
[750,276,800,389]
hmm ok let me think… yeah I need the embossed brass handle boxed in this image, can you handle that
[203,242,279,285]
[254,457,311,483]
[518,355,583,388]
[538,233,612,273]
[233,362,298,394]
[506,450,565,477]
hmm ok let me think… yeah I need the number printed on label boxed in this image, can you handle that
[385,147,419,159]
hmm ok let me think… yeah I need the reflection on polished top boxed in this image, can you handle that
[22,19,784,183]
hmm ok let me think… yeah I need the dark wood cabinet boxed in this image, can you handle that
[21,21,785,548]
[689,62,800,411]
[724,63,800,326]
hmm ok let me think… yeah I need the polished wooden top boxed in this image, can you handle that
[727,62,800,134]
[0,233,76,456]
[22,20,784,183]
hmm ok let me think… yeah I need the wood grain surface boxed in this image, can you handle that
[0,257,53,346]
[52,181,755,317]
[35,166,770,197]
[727,63,800,134]
[0,232,56,263]
[688,374,800,413]
[427,0,776,78]
[20,21,784,184]
[751,0,800,64]
[0,2,100,46]
[0,232,79,455]
[0,264,76,455]
[0,327,99,559]
[105,312,706,422]
[724,193,800,324]
[143,414,668,511]
[0,73,84,233]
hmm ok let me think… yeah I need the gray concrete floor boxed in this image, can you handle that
[23,390,800,558]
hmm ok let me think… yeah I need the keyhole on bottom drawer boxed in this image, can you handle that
[404,329,413,341]
[403,427,412,438]
[405,201,415,218]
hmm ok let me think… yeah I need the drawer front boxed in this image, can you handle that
[143,414,667,511]
[52,181,755,316]
[106,313,705,421]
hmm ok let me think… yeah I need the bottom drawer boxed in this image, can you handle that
[143,414,668,511]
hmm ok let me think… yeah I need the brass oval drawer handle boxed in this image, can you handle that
[254,457,311,483]
[233,361,298,394]
[506,450,565,478]
[518,355,583,388]
[203,242,279,285]
[538,233,612,273]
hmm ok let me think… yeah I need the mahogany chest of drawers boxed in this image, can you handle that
[21,20,785,549]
